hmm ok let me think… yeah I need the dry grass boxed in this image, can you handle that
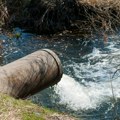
[1,0,120,34]
[69,0,120,36]
[0,1,9,26]
[0,93,77,120]
[79,0,120,7]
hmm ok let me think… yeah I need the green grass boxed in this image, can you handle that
[0,93,76,120]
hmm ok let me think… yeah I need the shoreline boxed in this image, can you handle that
[0,93,77,120]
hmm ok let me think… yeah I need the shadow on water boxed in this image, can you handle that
[0,28,120,120]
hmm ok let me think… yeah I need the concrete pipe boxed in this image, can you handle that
[0,49,63,98]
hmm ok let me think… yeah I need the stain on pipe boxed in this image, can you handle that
[0,49,63,98]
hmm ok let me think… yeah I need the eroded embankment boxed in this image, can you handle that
[1,0,120,34]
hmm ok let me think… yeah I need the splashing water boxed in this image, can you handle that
[55,74,120,111]
[54,43,120,111]
[1,28,120,119]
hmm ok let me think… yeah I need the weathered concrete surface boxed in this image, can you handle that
[0,49,63,98]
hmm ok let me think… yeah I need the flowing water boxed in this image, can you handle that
[0,28,120,120]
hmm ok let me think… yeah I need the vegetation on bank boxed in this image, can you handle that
[0,93,77,120]
[78,0,120,32]
[0,0,120,35]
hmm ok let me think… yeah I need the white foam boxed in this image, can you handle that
[54,74,120,111]
[54,47,120,111]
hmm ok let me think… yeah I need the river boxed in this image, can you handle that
[0,28,120,120]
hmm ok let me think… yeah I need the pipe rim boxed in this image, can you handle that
[42,49,63,82]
